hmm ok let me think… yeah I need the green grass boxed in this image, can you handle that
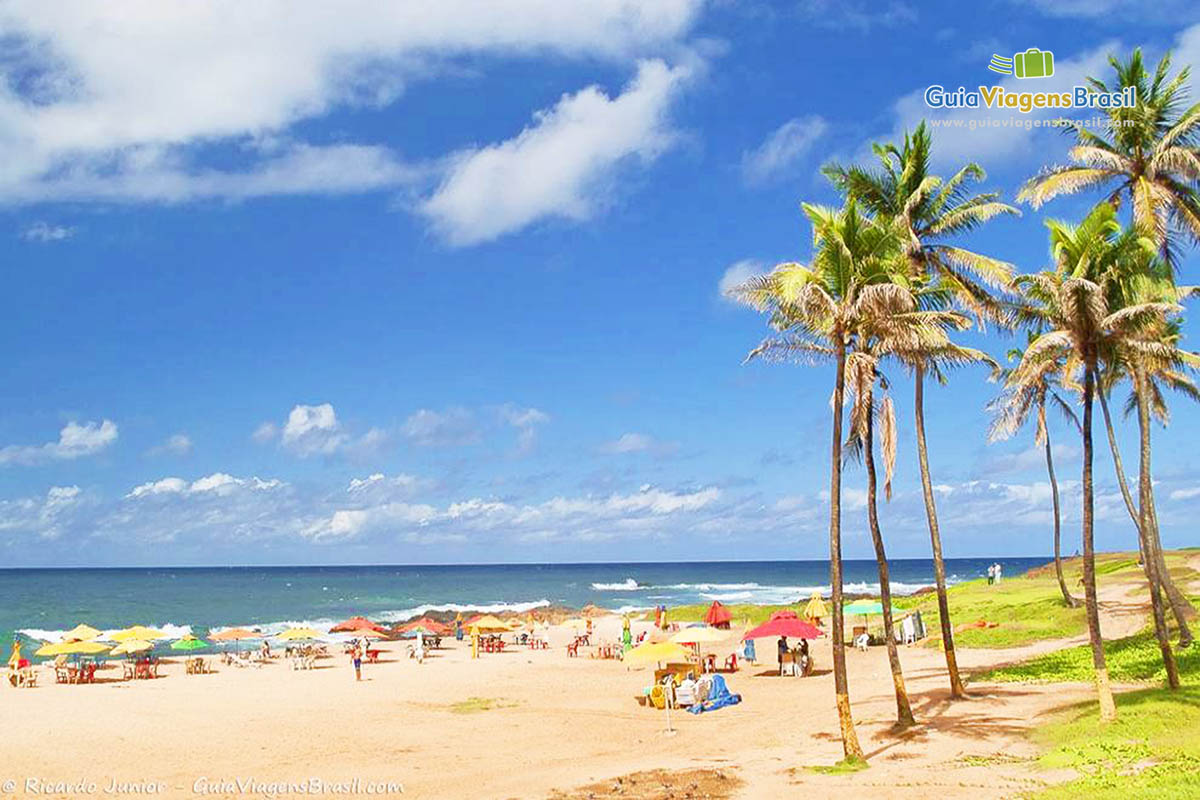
[447,697,518,714]
[1027,686,1200,799]
[972,629,1200,686]
[805,756,869,775]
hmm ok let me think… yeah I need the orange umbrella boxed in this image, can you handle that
[209,627,262,641]
[329,616,388,634]
[395,617,451,636]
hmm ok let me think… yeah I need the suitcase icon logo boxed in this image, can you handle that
[988,48,1055,79]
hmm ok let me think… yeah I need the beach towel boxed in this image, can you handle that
[687,674,741,714]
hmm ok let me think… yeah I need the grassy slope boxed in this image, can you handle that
[1029,686,1200,799]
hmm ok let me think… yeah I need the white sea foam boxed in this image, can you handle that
[374,599,552,622]
[17,622,193,643]
[590,579,640,591]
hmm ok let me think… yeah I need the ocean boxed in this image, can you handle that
[2,557,1046,646]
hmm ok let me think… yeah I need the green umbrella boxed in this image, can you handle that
[843,600,903,616]
[169,636,208,651]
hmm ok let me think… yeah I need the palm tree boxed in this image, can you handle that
[989,332,1081,608]
[825,123,1018,699]
[1020,49,1200,266]
[1009,205,1185,719]
[846,342,915,728]
[1022,48,1200,644]
[733,200,960,760]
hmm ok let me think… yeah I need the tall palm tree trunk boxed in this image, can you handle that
[913,364,966,698]
[830,337,865,761]
[1096,383,1194,647]
[1134,370,1181,689]
[1041,405,1079,608]
[864,400,916,727]
[1082,364,1117,721]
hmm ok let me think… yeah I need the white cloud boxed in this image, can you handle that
[1169,486,1200,501]
[280,403,346,456]
[600,432,680,456]
[0,2,703,205]
[0,420,118,466]
[304,484,720,543]
[126,472,284,499]
[799,1,917,31]
[741,116,827,185]
[420,59,691,245]
[20,221,75,242]
[718,259,765,301]
[498,404,550,454]
[252,422,278,443]
[147,433,193,457]
[0,485,85,540]
[401,407,480,447]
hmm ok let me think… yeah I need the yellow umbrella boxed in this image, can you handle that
[111,626,169,642]
[110,639,154,656]
[803,592,828,620]
[622,640,691,665]
[468,615,513,634]
[63,624,102,642]
[276,627,322,641]
[35,640,111,657]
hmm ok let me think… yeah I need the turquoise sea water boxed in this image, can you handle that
[1,557,1045,648]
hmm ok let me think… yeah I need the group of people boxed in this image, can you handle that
[986,562,1004,585]
[776,636,811,676]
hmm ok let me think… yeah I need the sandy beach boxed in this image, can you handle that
[4,599,1138,800]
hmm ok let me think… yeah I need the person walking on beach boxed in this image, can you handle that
[994,562,1002,583]
[351,640,363,681]
[987,563,995,585]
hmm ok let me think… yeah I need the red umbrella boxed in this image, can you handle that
[703,601,732,628]
[743,615,822,641]
[329,616,388,634]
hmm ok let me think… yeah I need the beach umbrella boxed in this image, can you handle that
[396,617,451,636]
[111,639,154,656]
[276,627,322,641]
[669,626,730,645]
[803,593,828,621]
[169,636,208,651]
[111,626,169,642]
[208,627,261,641]
[467,615,514,634]
[703,601,732,628]
[742,616,822,641]
[623,640,691,666]
[35,640,110,657]
[62,624,103,642]
[329,616,388,634]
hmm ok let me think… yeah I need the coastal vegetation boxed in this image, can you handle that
[733,45,1200,756]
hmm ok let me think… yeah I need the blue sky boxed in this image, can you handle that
[2,1,1199,566]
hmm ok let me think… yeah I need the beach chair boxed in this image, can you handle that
[20,667,37,688]
[854,633,870,652]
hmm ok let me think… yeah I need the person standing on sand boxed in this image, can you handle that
[352,641,362,681]
[994,562,1002,583]
[987,563,995,585]
[743,636,756,664]
[777,636,788,676]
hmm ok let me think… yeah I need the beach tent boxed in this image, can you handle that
[329,616,388,634]
[703,601,732,629]
[62,624,102,642]
[110,639,153,656]
[803,593,828,623]
[111,626,169,642]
